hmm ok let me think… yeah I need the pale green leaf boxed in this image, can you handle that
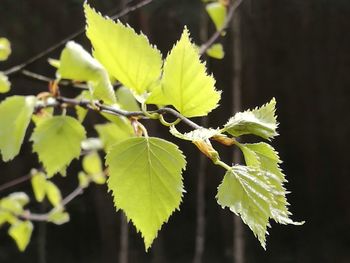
[147,28,221,117]
[8,220,33,251]
[239,142,303,225]
[217,166,274,249]
[78,171,90,188]
[223,98,278,140]
[58,41,116,104]
[0,72,11,93]
[47,58,60,68]
[106,137,186,250]
[206,2,227,31]
[81,137,103,151]
[95,119,134,151]
[45,181,62,207]
[30,116,86,177]
[47,208,70,225]
[83,151,103,175]
[0,96,36,161]
[169,126,220,142]
[0,38,11,61]
[7,192,29,206]
[90,173,106,185]
[206,43,225,59]
[32,107,54,126]
[85,4,162,95]
[0,197,23,215]
[116,86,141,111]
[31,171,47,202]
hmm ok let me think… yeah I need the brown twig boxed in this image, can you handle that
[0,174,32,193]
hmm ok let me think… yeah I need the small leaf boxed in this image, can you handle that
[30,116,86,177]
[147,28,221,117]
[81,137,103,151]
[223,98,278,140]
[106,137,186,250]
[45,181,62,207]
[169,126,221,142]
[85,3,162,95]
[58,41,116,104]
[8,220,33,251]
[0,38,11,61]
[206,2,227,31]
[31,171,47,202]
[206,43,225,59]
[0,72,11,93]
[7,192,29,206]
[116,86,141,111]
[217,166,273,249]
[47,208,70,225]
[78,171,90,188]
[0,96,36,161]
[95,119,134,151]
[83,151,103,175]
[0,196,24,215]
[0,211,15,226]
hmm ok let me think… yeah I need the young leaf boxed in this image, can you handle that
[169,126,221,142]
[147,28,221,117]
[8,220,33,251]
[31,171,47,202]
[82,152,103,175]
[30,116,86,177]
[0,37,11,61]
[45,181,62,207]
[216,166,274,249]
[0,72,11,93]
[85,3,162,95]
[106,137,186,250]
[78,171,90,188]
[47,208,70,225]
[206,43,225,59]
[116,86,141,111]
[0,96,36,161]
[239,142,303,225]
[58,41,116,104]
[206,2,227,31]
[95,119,134,151]
[223,98,278,140]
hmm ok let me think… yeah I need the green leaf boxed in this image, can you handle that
[0,38,11,61]
[31,171,47,202]
[0,72,11,93]
[47,208,70,225]
[206,43,225,59]
[116,86,141,111]
[85,3,162,95]
[106,137,186,250]
[32,107,54,126]
[223,98,278,140]
[0,211,15,226]
[0,96,36,161]
[238,142,303,225]
[30,116,86,177]
[78,171,90,188]
[0,195,25,215]
[216,166,274,249]
[7,192,29,206]
[83,151,103,175]
[206,2,227,31]
[169,126,220,142]
[8,220,33,251]
[58,41,116,104]
[147,28,221,117]
[95,119,134,151]
[45,181,62,207]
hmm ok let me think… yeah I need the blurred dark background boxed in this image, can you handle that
[0,0,349,262]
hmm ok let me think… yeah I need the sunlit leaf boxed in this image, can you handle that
[147,28,221,117]
[82,151,103,175]
[31,171,47,202]
[206,2,227,31]
[206,43,225,59]
[0,96,36,161]
[30,116,86,177]
[106,137,186,250]
[169,126,220,142]
[223,98,278,140]
[47,208,70,225]
[45,181,62,207]
[0,72,11,93]
[58,41,116,104]
[85,3,162,95]
[0,38,11,61]
[116,86,141,111]
[8,220,33,251]
[78,171,90,188]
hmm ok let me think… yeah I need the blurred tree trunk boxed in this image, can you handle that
[231,3,245,263]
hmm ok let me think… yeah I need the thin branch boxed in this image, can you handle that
[3,0,154,76]
[0,174,32,193]
[199,0,244,55]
